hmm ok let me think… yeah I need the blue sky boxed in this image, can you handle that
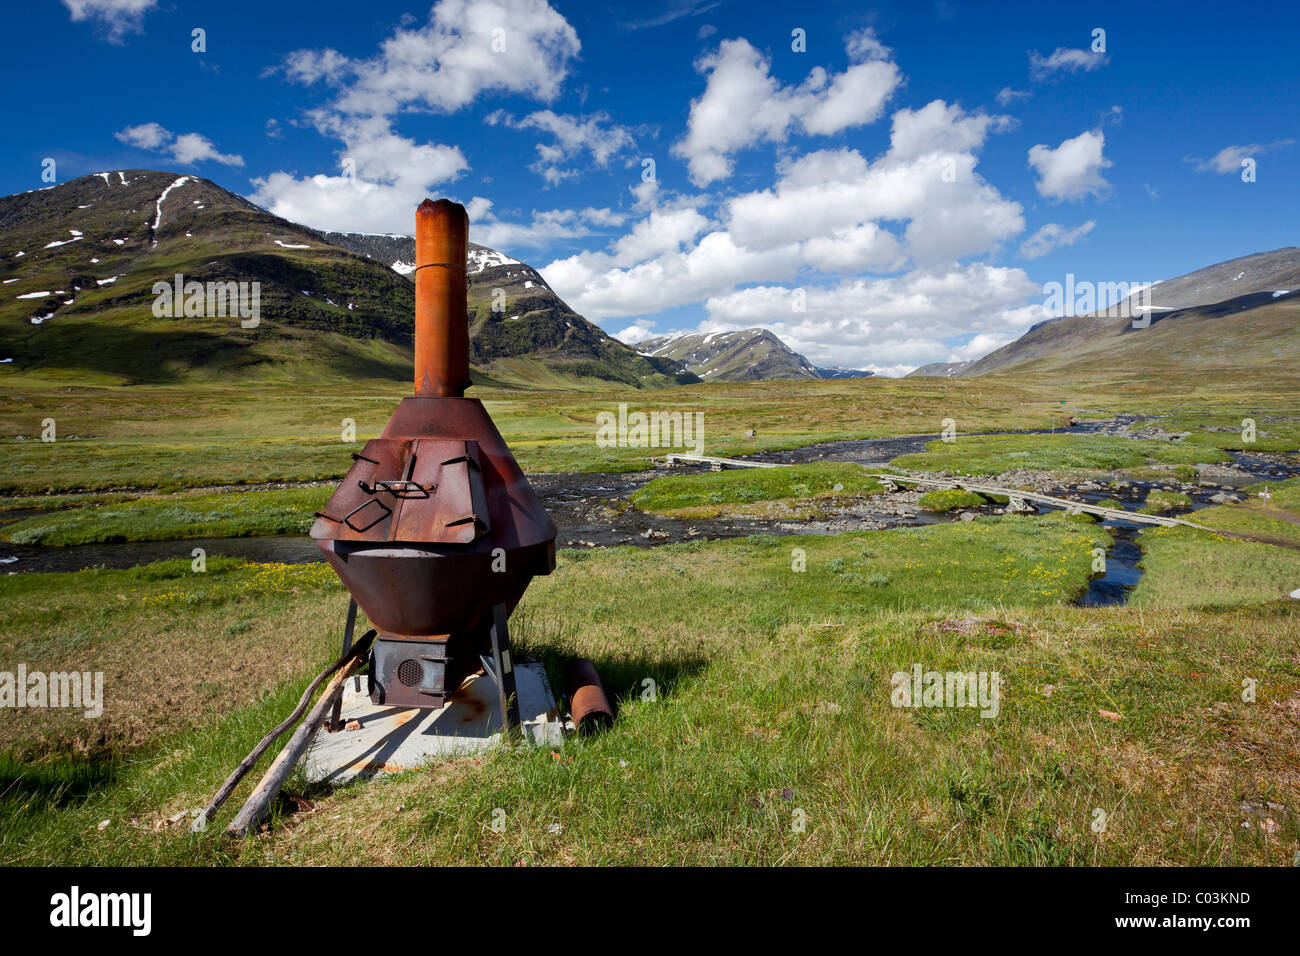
[7,0,1298,373]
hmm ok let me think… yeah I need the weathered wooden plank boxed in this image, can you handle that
[661,454,783,469]
[862,473,1213,531]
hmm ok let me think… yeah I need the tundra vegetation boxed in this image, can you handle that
[918,489,989,513]
[0,375,1297,866]
[1139,490,1194,515]
[892,433,1230,477]
[630,463,882,518]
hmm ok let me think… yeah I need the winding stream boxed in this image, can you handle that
[3,420,1296,608]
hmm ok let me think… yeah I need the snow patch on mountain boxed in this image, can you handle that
[636,328,825,382]
[467,248,520,274]
[150,176,190,246]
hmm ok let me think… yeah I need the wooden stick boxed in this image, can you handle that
[223,635,373,838]
[193,629,374,833]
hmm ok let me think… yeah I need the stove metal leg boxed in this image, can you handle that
[328,598,359,733]
[487,604,520,734]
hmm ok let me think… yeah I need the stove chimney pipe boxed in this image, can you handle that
[413,198,471,398]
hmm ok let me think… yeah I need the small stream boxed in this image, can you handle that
[0,531,322,574]
[1058,459,1297,605]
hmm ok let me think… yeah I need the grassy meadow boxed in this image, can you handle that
[0,373,1133,493]
[1,370,1298,866]
[1,486,330,546]
[892,432,1232,476]
[630,462,883,518]
[3,516,1299,866]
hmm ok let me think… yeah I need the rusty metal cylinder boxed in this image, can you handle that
[565,658,614,735]
[413,198,470,398]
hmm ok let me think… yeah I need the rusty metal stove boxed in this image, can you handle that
[310,199,556,714]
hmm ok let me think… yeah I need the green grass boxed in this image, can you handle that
[4,380,1292,494]
[7,513,1300,866]
[1044,510,1101,525]
[1178,478,1300,544]
[1139,490,1194,515]
[0,376,1087,493]
[918,489,988,512]
[3,369,1300,866]
[1,487,330,546]
[1131,478,1300,607]
[892,433,1232,476]
[0,557,348,761]
[0,491,141,513]
[1156,412,1300,453]
[631,462,881,517]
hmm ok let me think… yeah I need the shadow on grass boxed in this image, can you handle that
[0,751,120,808]
[572,650,709,718]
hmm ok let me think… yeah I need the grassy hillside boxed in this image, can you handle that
[0,172,687,390]
[967,293,1300,383]
[0,172,421,386]
[322,229,696,388]
[465,274,694,388]
[963,248,1300,379]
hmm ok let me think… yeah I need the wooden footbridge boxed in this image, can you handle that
[656,452,1217,531]
[656,453,1300,557]
[660,453,783,470]
[860,473,1217,530]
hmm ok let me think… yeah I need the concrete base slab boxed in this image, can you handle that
[303,660,563,785]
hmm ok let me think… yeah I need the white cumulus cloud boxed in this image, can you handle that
[1190,139,1295,174]
[672,30,901,186]
[253,0,582,234]
[696,264,1044,372]
[1029,47,1108,80]
[543,95,1025,375]
[485,109,636,185]
[115,123,244,167]
[542,91,1029,373]
[1018,220,1096,259]
[281,0,580,117]
[1028,129,1111,201]
[62,0,157,43]
[614,319,657,345]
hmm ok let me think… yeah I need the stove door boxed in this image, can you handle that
[310,438,489,546]
[309,438,410,541]
[391,439,490,544]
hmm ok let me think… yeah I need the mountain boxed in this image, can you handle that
[957,247,1300,379]
[635,328,829,381]
[635,329,875,381]
[813,366,874,379]
[319,230,697,388]
[0,170,418,384]
[907,360,973,378]
[313,230,520,278]
[0,170,690,388]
